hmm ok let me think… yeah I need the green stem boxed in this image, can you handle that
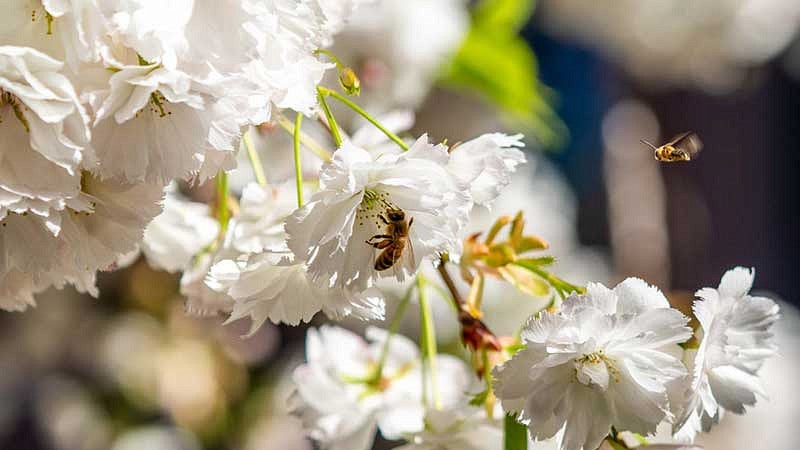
[373,287,413,382]
[215,171,230,235]
[504,414,528,450]
[317,87,343,147]
[481,347,494,418]
[516,263,585,296]
[318,87,409,151]
[417,276,441,409]
[314,48,344,69]
[276,115,331,161]
[293,113,304,207]
[243,130,268,187]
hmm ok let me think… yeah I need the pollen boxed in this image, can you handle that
[575,349,621,384]
[148,91,171,118]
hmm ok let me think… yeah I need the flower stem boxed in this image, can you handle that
[316,87,343,147]
[373,287,413,383]
[514,263,585,298]
[314,48,344,69]
[480,347,495,418]
[276,115,331,161]
[437,255,466,311]
[215,171,230,235]
[417,276,441,410]
[318,86,409,151]
[504,414,528,450]
[293,113,304,207]
[243,130,267,187]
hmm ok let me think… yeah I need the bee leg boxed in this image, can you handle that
[378,214,389,225]
[408,217,414,229]
[366,234,392,244]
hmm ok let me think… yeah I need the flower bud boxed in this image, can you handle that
[338,67,360,96]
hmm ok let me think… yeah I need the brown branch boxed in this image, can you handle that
[437,258,501,353]
[436,260,464,311]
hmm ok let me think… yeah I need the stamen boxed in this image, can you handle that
[149,91,171,118]
[575,349,621,384]
[30,8,55,35]
[46,12,54,35]
[1,89,31,132]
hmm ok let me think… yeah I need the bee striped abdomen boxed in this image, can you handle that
[374,239,405,271]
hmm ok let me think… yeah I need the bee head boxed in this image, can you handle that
[386,209,405,222]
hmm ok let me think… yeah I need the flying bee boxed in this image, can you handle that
[641,131,703,162]
[366,208,414,271]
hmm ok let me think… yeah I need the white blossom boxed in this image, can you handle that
[330,0,469,110]
[1,173,164,307]
[0,1,108,67]
[180,252,234,317]
[0,270,43,311]
[493,278,693,450]
[227,182,295,255]
[674,267,779,438]
[50,173,165,295]
[289,326,474,450]
[286,136,470,290]
[200,181,384,327]
[180,182,294,318]
[395,408,503,450]
[0,45,89,221]
[98,0,194,70]
[208,253,385,330]
[448,133,526,207]
[141,186,219,273]
[85,63,224,183]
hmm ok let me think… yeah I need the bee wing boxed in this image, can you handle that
[405,235,416,274]
[669,131,703,157]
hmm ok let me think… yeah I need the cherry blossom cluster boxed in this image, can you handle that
[287,269,777,450]
[0,0,367,308]
[0,2,781,450]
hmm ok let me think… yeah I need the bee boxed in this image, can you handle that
[366,208,414,271]
[641,131,703,162]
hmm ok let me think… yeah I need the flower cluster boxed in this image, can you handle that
[0,0,366,307]
[203,131,525,327]
[0,3,782,450]
[492,269,779,450]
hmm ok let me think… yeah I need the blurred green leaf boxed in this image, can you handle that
[439,0,567,149]
[498,264,550,297]
[474,0,535,32]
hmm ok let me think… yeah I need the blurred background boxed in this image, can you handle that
[1,0,798,449]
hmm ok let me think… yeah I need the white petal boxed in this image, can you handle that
[717,266,754,298]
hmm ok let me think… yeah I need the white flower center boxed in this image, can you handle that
[356,189,394,229]
[142,91,172,118]
[574,349,620,390]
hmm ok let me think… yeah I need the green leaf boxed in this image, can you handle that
[516,256,555,267]
[504,414,528,450]
[438,1,567,149]
[474,0,535,33]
